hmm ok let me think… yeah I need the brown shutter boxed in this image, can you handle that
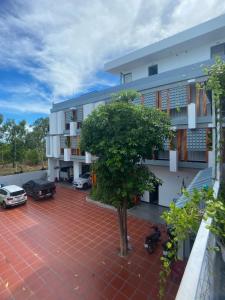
[183,129,188,161]
[196,88,200,116]
[158,91,162,110]
[156,91,159,108]
[177,130,182,161]
[202,90,207,116]
[141,94,144,105]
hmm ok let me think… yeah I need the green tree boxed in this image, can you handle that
[26,118,49,167]
[3,119,27,168]
[80,90,171,256]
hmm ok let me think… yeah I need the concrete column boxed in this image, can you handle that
[73,161,82,179]
[48,158,60,182]
[48,158,55,182]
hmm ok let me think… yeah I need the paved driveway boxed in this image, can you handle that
[0,186,183,300]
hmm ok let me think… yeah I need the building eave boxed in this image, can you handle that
[104,14,225,73]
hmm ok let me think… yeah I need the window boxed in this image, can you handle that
[148,65,158,76]
[10,190,25,197]
[123,73,132,84]
[211,43,225,58]
[0,189,7,196]
[71,110,77,122]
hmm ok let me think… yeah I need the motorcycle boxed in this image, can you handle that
[144,226,161,254]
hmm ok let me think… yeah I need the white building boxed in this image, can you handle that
[47,14,225,208]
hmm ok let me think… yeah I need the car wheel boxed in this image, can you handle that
[2,201,7,209]
[83,183,88,190]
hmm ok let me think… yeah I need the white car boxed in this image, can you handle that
[73,173,92,189]
[0,185,27,208]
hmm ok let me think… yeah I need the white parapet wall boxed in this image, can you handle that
[52,136,60,158]
[169,150,178,172]
[85,152,92,164]
[188,103,196,129]
[70,121,77,136]
[0,170,47,187]
[208,150,214,168]
[176,180,220,300]
[64,148,71,161]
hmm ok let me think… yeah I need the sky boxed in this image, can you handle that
[0,0,225,124]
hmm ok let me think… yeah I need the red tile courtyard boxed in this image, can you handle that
[0,185,184,300]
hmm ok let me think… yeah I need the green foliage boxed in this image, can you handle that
[162,189,212,241]
[80,93,171,208]
[111,89,141,103]
[159,188,213,299]
[204,195,225,246]
[204,56,225,105]
[0,116,49,168]
[3,119,27,166]
[25,149,39,165]
[80,90,171,256]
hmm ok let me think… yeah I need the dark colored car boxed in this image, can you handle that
[22,179,56,200]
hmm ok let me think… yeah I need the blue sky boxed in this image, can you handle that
[0,0,224,125]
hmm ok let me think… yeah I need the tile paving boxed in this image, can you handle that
[0,185,185,300]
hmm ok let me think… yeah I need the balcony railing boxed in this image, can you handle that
[176,180,220,300]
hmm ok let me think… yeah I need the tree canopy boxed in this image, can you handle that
[80,90,171,256]
[0,116,49,170]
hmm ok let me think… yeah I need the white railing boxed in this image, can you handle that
[176,180,220,300]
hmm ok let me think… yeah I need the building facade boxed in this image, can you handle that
[46,14,225,207]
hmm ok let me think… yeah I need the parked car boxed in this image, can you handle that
[0,185,27,208]
[23,179,56,200]
[73,172,92,189]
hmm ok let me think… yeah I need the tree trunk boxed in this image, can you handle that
[117,199,128,257]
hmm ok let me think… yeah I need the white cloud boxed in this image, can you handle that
[0,99,50,114]
[0,0,224,112]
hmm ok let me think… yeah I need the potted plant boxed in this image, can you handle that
[205,198,225,262]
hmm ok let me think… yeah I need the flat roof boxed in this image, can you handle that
[104,14,225,73]
[52,57,212,112]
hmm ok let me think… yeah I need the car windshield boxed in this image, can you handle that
[80,174,89,179]
[10,190,25,196]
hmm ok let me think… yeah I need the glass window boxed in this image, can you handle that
[0,189,7,196]
[123,73,132,84]
[211,43,225,59]
[148,65,158,76]
[10,190,25,196]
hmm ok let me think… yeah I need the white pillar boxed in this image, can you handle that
[85,152,92,164]
[48,158,55,182]
[48,158,60,182]
[169,150,178,172]
[73,161,82,179]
